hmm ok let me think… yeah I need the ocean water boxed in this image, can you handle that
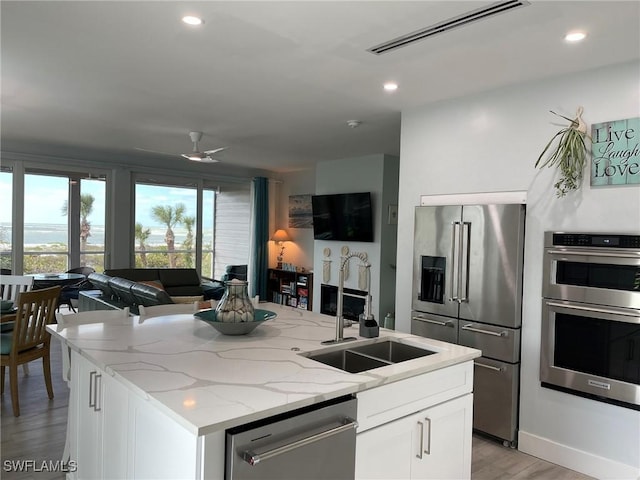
[0,223,211,247]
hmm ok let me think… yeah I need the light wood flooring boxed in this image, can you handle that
[1,317,593,480]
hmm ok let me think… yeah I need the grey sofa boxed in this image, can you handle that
[84,268,221,313]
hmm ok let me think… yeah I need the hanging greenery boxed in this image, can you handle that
[535,107,590,197]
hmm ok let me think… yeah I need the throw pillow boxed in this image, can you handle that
[139,280,164,291]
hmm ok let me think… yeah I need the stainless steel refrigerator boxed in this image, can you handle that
[410,204,525,447]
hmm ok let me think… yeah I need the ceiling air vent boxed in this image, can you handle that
[368,0,530,55]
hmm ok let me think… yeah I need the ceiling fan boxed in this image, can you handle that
[135,131,226,163]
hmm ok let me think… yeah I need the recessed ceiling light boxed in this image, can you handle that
[384,82,398,92]
[565,31,586,43]
[182,16,204,26]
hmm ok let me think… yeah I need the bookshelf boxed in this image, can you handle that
[267,269,313,310]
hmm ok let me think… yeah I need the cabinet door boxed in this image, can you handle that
[356,393,472,480]
[412,393,473,480]
[355,414,413,479]
[70,351,129,480]
[72,351,103,480]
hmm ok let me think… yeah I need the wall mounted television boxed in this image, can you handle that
[311,192,374,242]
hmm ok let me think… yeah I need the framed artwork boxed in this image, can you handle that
[288,194,313,228]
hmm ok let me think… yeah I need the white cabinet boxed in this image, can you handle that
[355,361,474,480]
[356,394,472,479]
[70,350,128,479]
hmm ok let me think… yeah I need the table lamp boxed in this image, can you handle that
[271,229,290,269]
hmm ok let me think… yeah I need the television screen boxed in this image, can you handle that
[311,192,374,242]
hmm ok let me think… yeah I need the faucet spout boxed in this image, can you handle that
[322,251,369,345]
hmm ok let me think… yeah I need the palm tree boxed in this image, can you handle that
[61,193,95,266]
[135,222,151,267]
[150,203,185,268]
[182,216,195,268]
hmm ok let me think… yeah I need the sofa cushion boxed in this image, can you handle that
[158,269,203,296]
[139,280,165,290]
[104,268,160,282]
[131,283,173,307]
[108,277,138,305]
[88,273,115,299]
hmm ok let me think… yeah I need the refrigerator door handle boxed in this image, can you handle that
[412,316,455,327]
[462,324,508,337]
[459,221,471,303]
[449,222,459,302]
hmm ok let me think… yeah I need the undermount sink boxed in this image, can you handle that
[304,339,436,373]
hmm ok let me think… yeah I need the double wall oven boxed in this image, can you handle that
[540,232,640,410]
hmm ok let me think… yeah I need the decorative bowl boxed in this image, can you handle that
[1,300,14,312]
[194,308,277,335]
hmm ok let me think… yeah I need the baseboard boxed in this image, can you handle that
[518,430,640,480]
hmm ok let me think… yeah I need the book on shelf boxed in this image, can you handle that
[298,296,308,310]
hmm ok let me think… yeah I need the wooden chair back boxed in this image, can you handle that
[10,286,61,354]
[1,275,34,302]
[1,285,61,416]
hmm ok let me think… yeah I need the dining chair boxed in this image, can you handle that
[58,267,96,312]
[0,285,61,416]
[55,307,130,383]
[1,274,34,302]
[1,275,35,374]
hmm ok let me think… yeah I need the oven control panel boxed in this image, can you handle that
[551,233,640,249]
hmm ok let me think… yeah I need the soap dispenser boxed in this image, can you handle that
[358,294,379,338]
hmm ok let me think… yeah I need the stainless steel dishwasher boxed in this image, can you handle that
[225,396,358,480]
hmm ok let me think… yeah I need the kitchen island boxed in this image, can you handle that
[48,304,480,479]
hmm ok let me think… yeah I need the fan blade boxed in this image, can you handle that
[203,147,227,155]
[134,147,179,157]
[182,155,220,163]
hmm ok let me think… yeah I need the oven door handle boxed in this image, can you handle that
[546,249,640,259]
[412,316,455,327]
[545,301,640,318]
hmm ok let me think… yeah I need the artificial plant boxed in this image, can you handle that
[535,107,590,197]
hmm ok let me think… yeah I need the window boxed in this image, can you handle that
[134,183,198,269]
[134,177,251,280]
[0,169,12,270]
[7,168,107,275]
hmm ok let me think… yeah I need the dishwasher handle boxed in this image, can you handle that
[243,417,358,466]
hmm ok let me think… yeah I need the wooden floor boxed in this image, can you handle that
[1,316,593,480]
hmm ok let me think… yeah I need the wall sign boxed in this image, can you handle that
[591,117,640,187]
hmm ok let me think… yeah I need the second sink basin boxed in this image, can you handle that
[304,338,436,373]
[350,340,435,363]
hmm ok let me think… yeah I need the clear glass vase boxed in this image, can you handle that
[215,279,255,323]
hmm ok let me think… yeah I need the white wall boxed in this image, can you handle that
[396,61,640,478]
[274,169,316,272]
[313,154,399,321]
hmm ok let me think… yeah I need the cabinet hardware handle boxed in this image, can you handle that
[412,317,454,327]
[547,249,640,259]
[459,222,471,303]
[475,361,504,372]
[89,371,96,408]
[545,301,640,318]
[449,223,458,302]
[461,324,507,337]
[417,421,424,459]
[424,417,432,455]
[94,374,102,412]
[243,418,358,466]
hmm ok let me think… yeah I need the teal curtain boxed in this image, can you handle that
[251,177,269,299]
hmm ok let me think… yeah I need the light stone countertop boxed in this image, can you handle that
[47,304,480,436]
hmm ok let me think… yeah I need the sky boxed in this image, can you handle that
[0,172,211,228]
